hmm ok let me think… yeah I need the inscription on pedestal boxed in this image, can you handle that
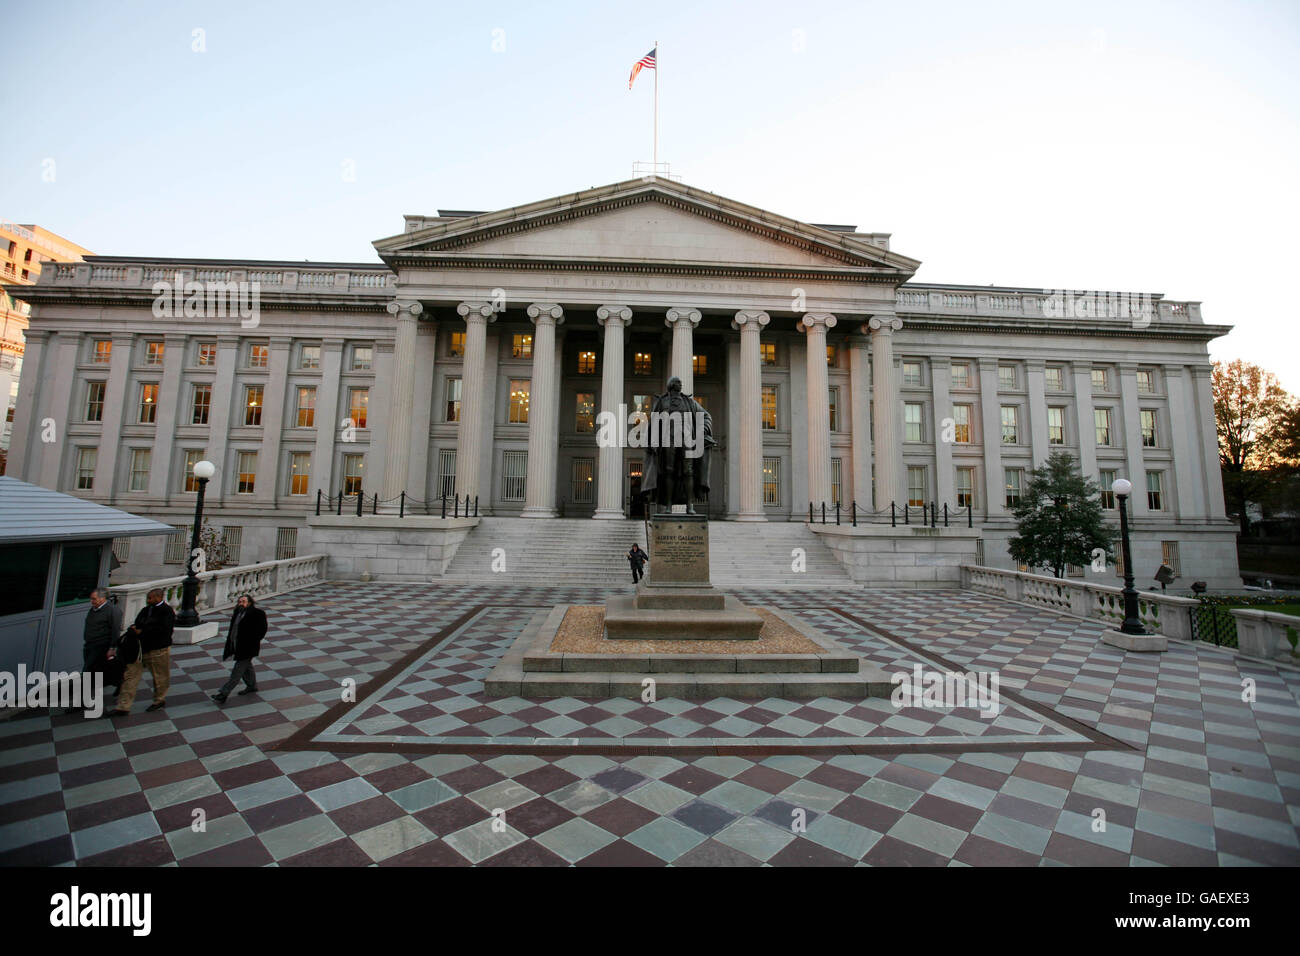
[647,515,710,585]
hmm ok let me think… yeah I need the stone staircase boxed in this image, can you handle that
[439,517,855,588]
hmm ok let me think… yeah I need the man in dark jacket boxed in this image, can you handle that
[212,594,267,703]
[73,589,123,714]
[627,543,648,584]
[109,589,175,717]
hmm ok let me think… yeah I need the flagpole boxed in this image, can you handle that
[653,40,659,171]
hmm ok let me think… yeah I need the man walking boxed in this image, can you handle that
[627,543,648,584]
[75,589,122,714]
[110,588,175,717]
[212,594,267,704]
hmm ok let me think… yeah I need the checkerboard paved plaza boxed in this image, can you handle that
[2,583,1298,866]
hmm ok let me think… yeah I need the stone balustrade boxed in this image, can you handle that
[1231,608,1299,661]
[960,564,1197,641]
[110,554,328,623]
[896,286,1202,324]
[40,260,395,294]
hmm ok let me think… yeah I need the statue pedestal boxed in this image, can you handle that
[605,514,763,641]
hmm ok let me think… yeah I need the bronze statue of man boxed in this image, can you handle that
[640,376,715,514]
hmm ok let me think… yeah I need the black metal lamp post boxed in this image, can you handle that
[1111,477,1146,635]
[177,459,216,627]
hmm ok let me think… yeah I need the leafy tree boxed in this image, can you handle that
[1008,452,1115,578]
[197,521,229,571]
[1212,360,1295,534]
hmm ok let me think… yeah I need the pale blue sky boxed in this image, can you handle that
[4,0,1298,386]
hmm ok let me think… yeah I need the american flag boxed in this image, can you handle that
[628,47,656,89]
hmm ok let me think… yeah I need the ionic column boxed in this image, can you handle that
[849,330,873,509]
[665,307,701,394]
[732,310,769,520]
[800,311,837,510]
[454,301,496,505]
[594,305,632,519]
[381,299,423,500]
[521,303,564,517]
[870,314,904,513]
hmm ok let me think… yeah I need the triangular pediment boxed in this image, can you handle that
[374,179,919,277]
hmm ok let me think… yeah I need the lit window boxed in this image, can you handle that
[762,457,781,505]
[1048,407,1065,444]
[145,341,165,366]
[1091,368,1108,390]
[1099,469,1117,509]
[950,363,969,389]
[907,466,927,507]
[296,387,316,427]
[826,345,836,367]
[1004,468,1022,508]
[828,386,839,432]
[693,354,707,376]
[956,467,975,508]
[248,344,269,368]
[183,450,205,492]
[92,340,112,364]
[1000,405,1018,444]
[905,403,923,442]
[129,449,151,491]
[348,388,369,429]
[192,384,211,425]
[288,452,311,496]
[1094,408,1112,446]
[508,379,530,424]
[998,365,1017,389]
[903,362,922,386]
[237,452,258,494]
[300,345,320,369]
[1146,471,1164,510]
[352,346,373,370]
[445,378,461,422]
[953,404,971,443]
[76,448,96,490]
[761,385,778,430]
[139,383,159,424]
[512,334,533,359]
[576,393,595,433]
[449,332,465,357]
[1136,369,1155,393]
[760,343,776,366]
[343,454,364,495]
[1141,409,1158,447]
[85,382,106,422]
[197,343,217,366]
[578,350,597,374]
[634,352,653,375]
[1045,367,1063,390]
[244,386,263,426]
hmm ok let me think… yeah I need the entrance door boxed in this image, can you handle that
[627,460,644,518]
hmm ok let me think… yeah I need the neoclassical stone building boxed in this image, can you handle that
[3,178,1240,587]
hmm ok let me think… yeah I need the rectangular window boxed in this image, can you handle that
[276,528,298,561]
[1045,367,1064,390]
[828,386,839,432]
[288,452,311,495]
[222,526,243,564]
[956,466,974,508]
[953,404,972,443]
[76,448,96,490]
[139,383,159,424]
[248,343,269,368]
[950,363,969,389]
[1004,467,1023,508]
[632,393,652,418]
[295,387,316,427]
[449,332,465,358]
[907,465,927,507]
[1161,541,1180,576]
[831,458,842,505]
[508,379,530,424]
[571,458,594,504]
[905,402,923,442]
[575,392,595,433]
[693,354,707,376]
[1146,471,1164,510]
[1091,367,1108,390]
[85,381,106,422]
[192,384,211,425]
[1136,369,1155,393]
[348,387,369,429]
[761,385,778,430]
[512,334,533,359]
[163,530,190,564]
[300,344,320,369]
[1140,409,1158,447]
[445,378,461,422]
[578,350,597,374]
[826,345,836,368]
[1048,407,1065,444]
[197,342,217,366]
[760,343,776,366]
[351,345,373,371]
[244,385,264,426]
[145,341,165,366]
[1094,408,1112,446]
[502,451,527,501]
[903,362,922,386]
[129,449,151,492]
[999,365,1017,389]
[1000,405,1018,444]
[92,340,112,364]
[182,449,205,492]
[762,457,781,506]
[438,449,457,498]
[1099,469,1117,509]
[237,452,257,494]
[343,454,364,495]
[634,352,652,375]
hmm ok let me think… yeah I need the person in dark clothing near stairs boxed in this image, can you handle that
[627,543,648,584]
[212,594,268,703]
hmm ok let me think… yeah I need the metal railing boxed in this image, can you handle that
[314,489,478,518]
[806,500,975,528]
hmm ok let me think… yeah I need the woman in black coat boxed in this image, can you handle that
[211,594,268,704]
